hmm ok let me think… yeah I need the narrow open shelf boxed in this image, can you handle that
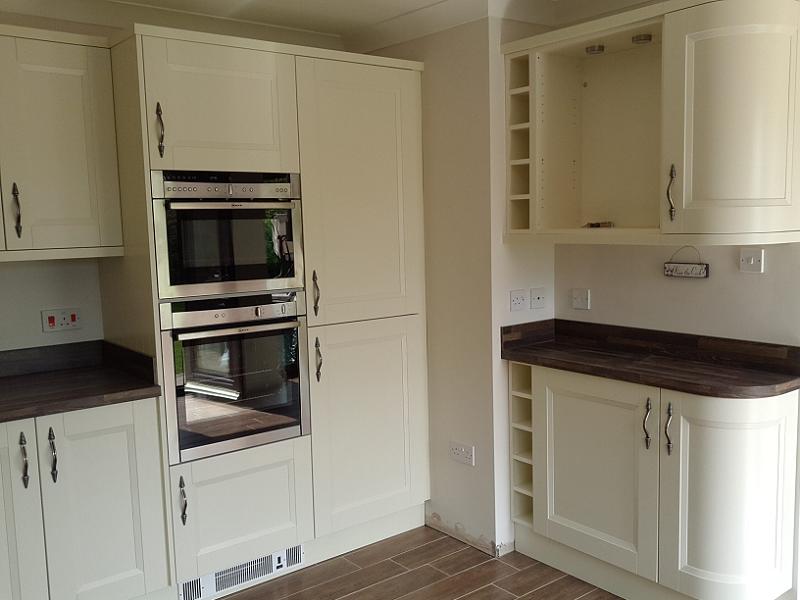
[510,363,533,397]
[512,492,534,528]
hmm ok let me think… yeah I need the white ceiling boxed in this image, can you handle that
[100,0,457,36]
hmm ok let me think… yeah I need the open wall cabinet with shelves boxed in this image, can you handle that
[504,0,800,245]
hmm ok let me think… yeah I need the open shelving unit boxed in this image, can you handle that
[509,362,534,528]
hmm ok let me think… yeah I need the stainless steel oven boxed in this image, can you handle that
[160,292,310,464]
[152,170,303,299]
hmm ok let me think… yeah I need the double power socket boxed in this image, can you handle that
[510,288,546,312]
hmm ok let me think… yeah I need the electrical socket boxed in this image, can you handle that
[530,287,546,309]
[571,288,591,310]
[41,308,82,333]
[449,441,475,466]
[510,289,529,312]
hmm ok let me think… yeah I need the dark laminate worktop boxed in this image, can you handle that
[0,341,160,423]
[501,320,800,399]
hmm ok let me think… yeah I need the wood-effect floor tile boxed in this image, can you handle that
[518,575,596,600]
[286,560,405,600]
[580,589,622,600]
[342,565,445,600]
[397,560,516,600]
[457,584,516,600]
[347,527,446,568]
[430,547,492,575]
[497,551,539,571]
[230,556,360,600]
[393,536,467,569]
[495,562,566,596]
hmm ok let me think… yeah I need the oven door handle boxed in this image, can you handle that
[167,201,295,210]
[177,321,300,342]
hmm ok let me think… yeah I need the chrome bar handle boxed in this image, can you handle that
[315,337,323,382]
[642,398,652,450]
[156,102,165,158]
[312,270,321,317]
[12,182,21,238]
[665,403,674,456]
[179,476,188,526]
[666,164,677,222]
[48,428,58,483]
[19,432,29,489]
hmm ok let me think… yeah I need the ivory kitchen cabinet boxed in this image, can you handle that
[659,390,798,600]
[297,58,425,326]
[309,315,429,536]
[661,0,800,234]
[170,436,314,589]
[529,366,799,600]
[0,419,48,600]
[0,35,122,250]
[36,399,170,600]
[531,367,660,581]
[141,37,299,173]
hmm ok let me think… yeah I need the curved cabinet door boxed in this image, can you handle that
[659,390,798,600]
[0,419,48,600]
[532,367,660,581]
[661,0,800,233]
[142,37,299,173]
[37,399,170,600]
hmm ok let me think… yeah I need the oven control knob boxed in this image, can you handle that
[214,187,219,192]
[207,187,212,192]
[250,187,254,192]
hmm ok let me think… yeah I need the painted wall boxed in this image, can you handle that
[555,244,800,345]
[0,0,342,48]
[0,260,104,351]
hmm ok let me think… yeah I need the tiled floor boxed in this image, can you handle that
[230,526,621,600]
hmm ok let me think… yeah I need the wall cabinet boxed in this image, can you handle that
[142,37,300,173]
[527,365,798,600]
[503,0,800,243]
[0,35,122,251]
[0,400,169,600]
[297,57,425,326]
[308,315,429,537]
[170,436,314,585]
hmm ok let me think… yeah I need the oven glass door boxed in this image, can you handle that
[157,201,303,297]
[171,319,307,461]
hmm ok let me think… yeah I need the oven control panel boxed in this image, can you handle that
[151,170,300,200]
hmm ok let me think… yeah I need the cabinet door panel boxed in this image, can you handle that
[662,0,800,233]
[37,399,169,600]
[309,315,429,536]
[659,390,798,600]
[171,436,314,583]
[297,58,424,325]
[142,37,299,173]
[532,368,659,581]
[0,36,121,249]
[0,419,48,600]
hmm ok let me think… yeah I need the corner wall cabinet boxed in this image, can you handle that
[296,57,425,326]
[503,0,800,243]
[0,399,170,600]
[514,364,798,600]
[141,37,300,173]
[0,34,122,253]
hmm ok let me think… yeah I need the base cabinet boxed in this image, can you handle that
[170,436,314,585]
[309,315,430,537]
[0,419,48,600]
[530,366,799,600]
[0,400,169,600]
[659,391,798,600]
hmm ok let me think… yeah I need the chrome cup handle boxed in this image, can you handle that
[642,398,652,450]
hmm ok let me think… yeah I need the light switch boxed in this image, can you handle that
[740,248,765,273]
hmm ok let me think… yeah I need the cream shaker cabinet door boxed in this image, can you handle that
[0,419,48,600]
[309,315,430,536]
[142,37,299,173]
[170,436,314,584]
[661,0,800,233]
[659,390,798,600]
[532,368,660,582]
[297,58,424,326]
[0,36,122,250]
[36,399,169,600]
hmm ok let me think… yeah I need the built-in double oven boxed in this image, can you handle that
[152,171,309,465]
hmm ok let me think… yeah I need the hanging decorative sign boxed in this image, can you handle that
[664,246,709,279]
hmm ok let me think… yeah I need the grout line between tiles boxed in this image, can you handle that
[575,588,600,600]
